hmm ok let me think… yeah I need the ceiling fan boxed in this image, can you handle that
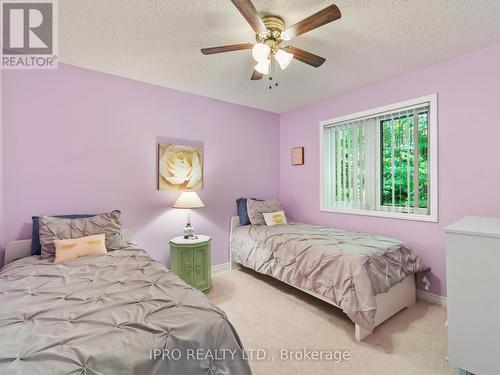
[201,0,341,80]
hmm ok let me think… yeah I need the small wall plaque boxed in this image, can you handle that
[291,147,304,165]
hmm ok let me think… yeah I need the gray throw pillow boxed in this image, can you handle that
[246,198,283,225]
[39,210,131,257]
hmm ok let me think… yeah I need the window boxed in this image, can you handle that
[320,94,437,222]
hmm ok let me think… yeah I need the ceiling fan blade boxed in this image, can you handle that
[231,0,267,33]
[283,46,326,68]
[201,43,253,55]
[251,70,263,80]
[284,4,341,39]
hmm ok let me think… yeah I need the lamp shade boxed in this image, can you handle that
[252,43,270,62]
[255,59,270,75]
[173,192,205,209]
[274,49,293,70]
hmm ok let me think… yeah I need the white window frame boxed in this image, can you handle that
[319,94,438,223]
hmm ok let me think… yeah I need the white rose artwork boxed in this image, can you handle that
[158,144,203,191]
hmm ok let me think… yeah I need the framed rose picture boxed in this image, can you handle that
[158,143,203,191]
[291,147,304,165]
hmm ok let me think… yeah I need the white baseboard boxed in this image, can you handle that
[417,290,447,307]
[211,263,230,274]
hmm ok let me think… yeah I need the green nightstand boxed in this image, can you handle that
[169,235,212,293]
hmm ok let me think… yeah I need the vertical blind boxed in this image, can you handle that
[322,103,430,215]
[323,120,368,210]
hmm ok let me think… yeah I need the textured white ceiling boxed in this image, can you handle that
[60,0,500,113]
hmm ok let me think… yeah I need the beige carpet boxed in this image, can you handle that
[207,268,454,375]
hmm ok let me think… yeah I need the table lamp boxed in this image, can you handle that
[173,192,205,239]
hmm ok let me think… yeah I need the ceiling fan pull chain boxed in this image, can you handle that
[269,59,280,91]
[268,60,274,90]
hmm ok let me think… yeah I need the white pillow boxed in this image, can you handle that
[263,211,287,227]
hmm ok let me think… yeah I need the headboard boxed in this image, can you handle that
[3,229,133,266]
[229,216,241,270]
[230,216,241,236]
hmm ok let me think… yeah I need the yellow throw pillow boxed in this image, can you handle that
[54,234,107,264]
[263,210,287,227]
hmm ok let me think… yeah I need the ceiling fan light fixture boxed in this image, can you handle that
[280,31,291,41]
[254,59,271,75]
[200,1,339,81]
[274,49,293,70]
[252,43,271,62]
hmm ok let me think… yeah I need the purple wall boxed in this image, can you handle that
[0,64,280,268]
[279,43,500,297]
[3,44,500,297]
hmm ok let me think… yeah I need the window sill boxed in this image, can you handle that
[320,206,438,223]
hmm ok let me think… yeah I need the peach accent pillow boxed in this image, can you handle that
[54,234,107,264]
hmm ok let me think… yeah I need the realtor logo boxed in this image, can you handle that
[1,0,58,69]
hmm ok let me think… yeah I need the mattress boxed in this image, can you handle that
[231,222,429,330]
[0,245,251,375]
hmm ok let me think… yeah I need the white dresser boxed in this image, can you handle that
[446,217,500,375]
